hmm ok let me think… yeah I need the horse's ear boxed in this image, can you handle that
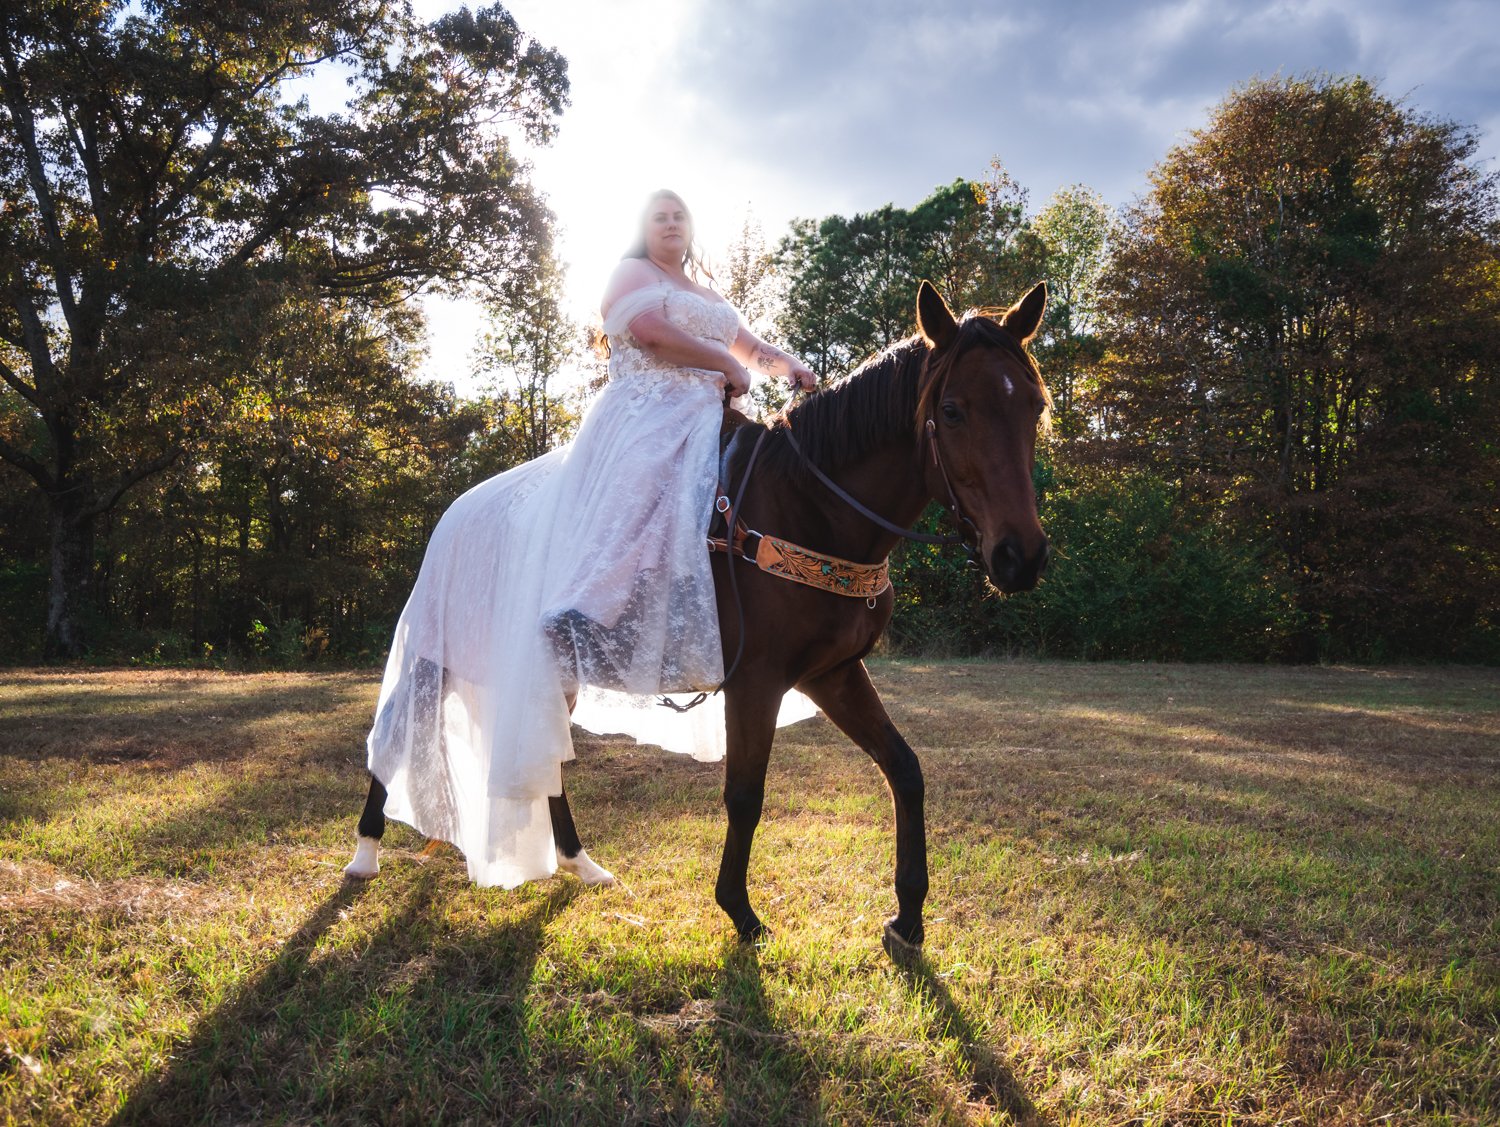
[1002,281,1048,344]
[916,280,958,350]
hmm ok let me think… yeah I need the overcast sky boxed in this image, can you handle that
[414,0,1500,388]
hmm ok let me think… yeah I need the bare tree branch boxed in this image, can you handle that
[61,100,113,249]
[86,446,181,518]
[0,349,41,408]
[6,288,59,387]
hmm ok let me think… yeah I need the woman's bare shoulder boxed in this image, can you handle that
[601,258,664,316]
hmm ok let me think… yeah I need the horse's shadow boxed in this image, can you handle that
[712,940,827,1122]
[895,952,1046,1126]
[109,871,573,1125]
[106,860,1038,1124]
[709,938,1044,1125]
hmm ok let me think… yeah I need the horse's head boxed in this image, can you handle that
[915,280,1051,594]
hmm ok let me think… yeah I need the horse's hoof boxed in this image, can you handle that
[344,836,380,879]
[557,849,617,887]
[737,917,769,944]
[882,919,922,966]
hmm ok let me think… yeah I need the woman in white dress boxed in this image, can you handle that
[347,190,818,889]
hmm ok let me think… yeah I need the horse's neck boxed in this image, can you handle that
[777,438,932,565]
[756,344,936,561]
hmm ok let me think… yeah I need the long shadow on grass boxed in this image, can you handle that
[714,941,827,1122]
[110,871,573,1125]
[0,671,371,771]
[896,954,1047,1127]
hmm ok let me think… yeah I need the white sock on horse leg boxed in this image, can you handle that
[557,847,615,886]
[345,835,380,878]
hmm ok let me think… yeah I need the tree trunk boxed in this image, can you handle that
[44,491,96,659]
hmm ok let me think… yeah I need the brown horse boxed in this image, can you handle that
[350,280,1050,957]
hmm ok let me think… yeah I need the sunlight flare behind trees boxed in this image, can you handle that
[0,0,567,655]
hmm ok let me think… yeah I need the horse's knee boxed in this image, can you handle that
[883,745,924,804]
[722,783,764,827]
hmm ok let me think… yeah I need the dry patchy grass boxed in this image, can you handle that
[0,661,1496,1124]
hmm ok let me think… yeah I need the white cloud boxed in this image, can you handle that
[406,0,1499,390]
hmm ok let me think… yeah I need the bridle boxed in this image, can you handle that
[658,353,986,714]
[780,360,985,569]
[780,414,983,568]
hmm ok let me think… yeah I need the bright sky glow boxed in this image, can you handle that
[397,0,1500,395]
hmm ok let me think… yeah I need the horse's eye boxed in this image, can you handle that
[941,401,963,425]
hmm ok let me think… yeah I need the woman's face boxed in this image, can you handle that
[644,196,691,263]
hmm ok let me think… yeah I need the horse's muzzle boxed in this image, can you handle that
[990,534,1049,593]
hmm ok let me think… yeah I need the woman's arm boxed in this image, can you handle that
[730,326,817,392]
[600,262,752,396]
[628,315,751,397]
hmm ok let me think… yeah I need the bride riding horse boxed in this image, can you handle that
[351,280,1050,958]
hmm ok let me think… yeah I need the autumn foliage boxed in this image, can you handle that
[2,57,1496,664]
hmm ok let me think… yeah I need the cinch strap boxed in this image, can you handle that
[707,519,891,600]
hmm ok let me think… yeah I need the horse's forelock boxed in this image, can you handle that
[916,312,1051,439]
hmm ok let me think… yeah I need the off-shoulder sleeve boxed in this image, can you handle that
[602,282,671,338]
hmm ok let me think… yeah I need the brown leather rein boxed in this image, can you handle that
[708,394,985,592]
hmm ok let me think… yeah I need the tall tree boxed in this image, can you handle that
[1097,75,1500,656]
[0,0,567,655]
[102,281,479,658]
[719,208,799,417]
[773,166,1036,382]
[1031,184,1112,432]
[471,251,578,462]
[720,208,779,334]
[911,161,1033,312]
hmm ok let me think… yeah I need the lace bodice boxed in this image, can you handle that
[606,284,740,402]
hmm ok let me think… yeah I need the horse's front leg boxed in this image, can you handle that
[715,685,780,941]
[801,659,928,954]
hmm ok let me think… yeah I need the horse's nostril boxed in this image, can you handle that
[989,536,1022,582]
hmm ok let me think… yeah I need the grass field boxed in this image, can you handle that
[1,660,1496,1125]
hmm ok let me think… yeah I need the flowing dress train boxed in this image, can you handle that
[366,282,814,887]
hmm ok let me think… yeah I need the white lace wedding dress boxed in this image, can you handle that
[366,282,814,888]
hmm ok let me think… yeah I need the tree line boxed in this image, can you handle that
[765,77,1500,662]
[2,2,1496,664]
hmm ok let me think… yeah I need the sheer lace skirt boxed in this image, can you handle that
[367,366,810,888]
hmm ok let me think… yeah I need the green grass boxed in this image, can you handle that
[1,661,1496,1124]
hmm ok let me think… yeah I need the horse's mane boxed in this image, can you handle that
[729,311,1047,487]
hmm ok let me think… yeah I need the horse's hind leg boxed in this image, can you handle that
[550,691,616,886]
[345,775,386,878]
[550,784,616,886]
[801,660,928,954]
[715,685,780,942]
